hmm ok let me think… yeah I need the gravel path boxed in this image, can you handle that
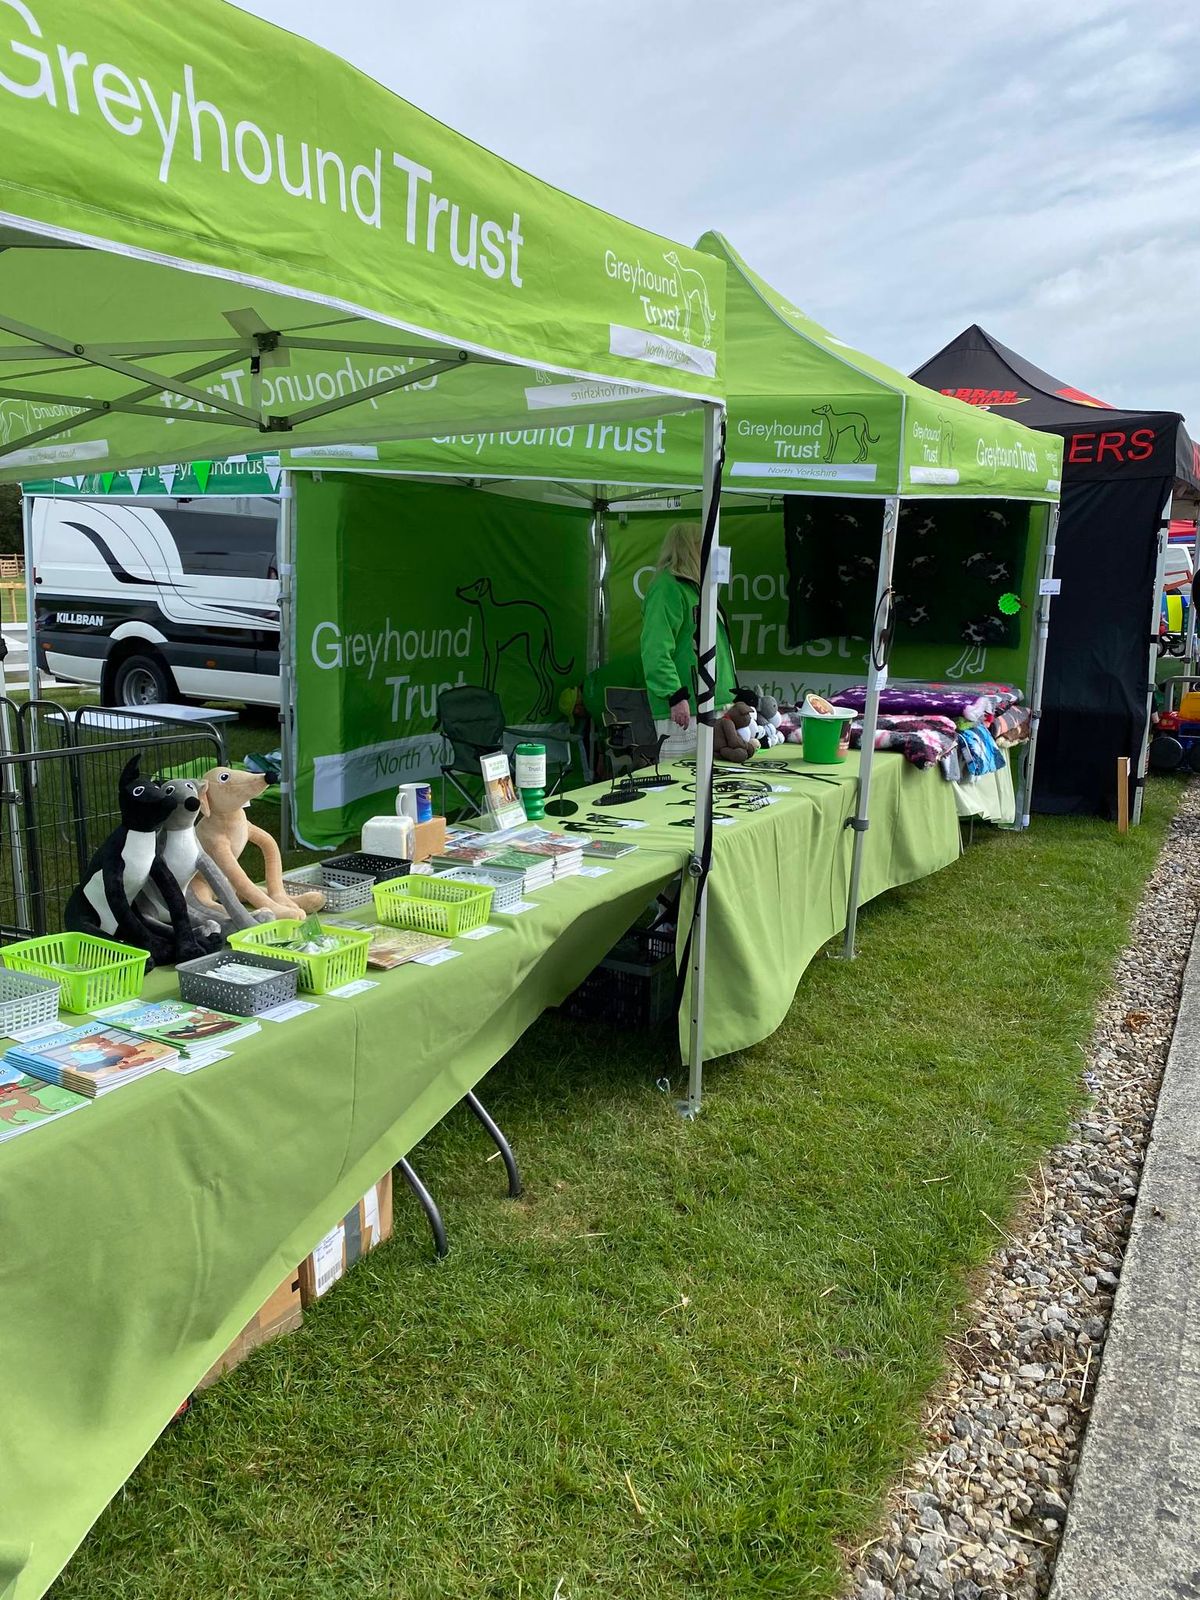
[846,780,1200,1600]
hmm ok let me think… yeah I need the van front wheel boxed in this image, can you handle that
[113,653,173,708]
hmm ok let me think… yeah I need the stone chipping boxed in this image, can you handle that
[846,779,1200,1600]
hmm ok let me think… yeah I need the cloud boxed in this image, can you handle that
[235,0,1198,434]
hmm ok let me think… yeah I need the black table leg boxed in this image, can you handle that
[463,1090,523,1198]
[395,1157,448,1260]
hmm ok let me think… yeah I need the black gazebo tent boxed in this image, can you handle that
[913,325,1199,820]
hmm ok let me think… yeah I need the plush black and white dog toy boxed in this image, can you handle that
[64,756,208,968]
[137,777,271,938]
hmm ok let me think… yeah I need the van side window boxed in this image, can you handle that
[165,512,277,580]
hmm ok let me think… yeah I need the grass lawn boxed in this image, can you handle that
[44,771,1181,1600]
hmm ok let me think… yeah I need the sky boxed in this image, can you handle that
[236,0,1199,430]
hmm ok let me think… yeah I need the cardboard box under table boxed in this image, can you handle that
[298,1172,394,1306]
[195,1273,303,1392]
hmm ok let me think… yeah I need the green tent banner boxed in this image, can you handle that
[22,454,284,498]
[283,235,1063,504]
[0,0,725,487]
[293,475,590,847]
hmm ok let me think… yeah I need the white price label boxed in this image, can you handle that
[579,866,612,878]
[769,784,792,794]
[169,1048,233,1076]
[260,999,319,1023]
[1039,577,1062,596]
[460,925,502,940]
[8,1021,67,1043]
[327,979,379,998]
[414,948,463,967]
[714,817,737,827]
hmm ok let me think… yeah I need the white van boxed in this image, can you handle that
[30,496,281,707]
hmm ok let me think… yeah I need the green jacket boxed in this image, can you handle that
[639,569,737,719]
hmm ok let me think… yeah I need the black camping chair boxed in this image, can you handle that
[601,687,675,788]
[435,685,577,817]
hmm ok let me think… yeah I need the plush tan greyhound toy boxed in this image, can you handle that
[193,767,324,919]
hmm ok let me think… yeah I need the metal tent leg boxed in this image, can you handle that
[276,474,296,857]
[1017,502,1059,829]
[680,401,724,1119]
[395,1157,448,1260]
[841,495,899,960]
[463,1090,523,1198]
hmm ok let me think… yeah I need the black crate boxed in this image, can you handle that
[562,925,677,1029]
[322,852,412,884]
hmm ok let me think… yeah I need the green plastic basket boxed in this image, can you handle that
[2,933,148,1013]
[227,920,371,994]
[372,874,493,937]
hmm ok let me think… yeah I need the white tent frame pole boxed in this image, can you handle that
[1016,501,1059,829]
[586,501,606,678]
[281,356,465,428]
[277,472,296,856]
[0,312,264,424]
[841,493,899,961]
[1133,493,1173,826]
[1188,574,1198,667]
[681,401,724,1119]
[22,495,36,706]
[3,497,32,930]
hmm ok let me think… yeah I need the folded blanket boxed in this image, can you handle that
[831,682,1022,724]
[957,723,1007,778]
[991,703,1032,747]
[848,713,959,769]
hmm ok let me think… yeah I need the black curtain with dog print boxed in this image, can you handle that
[784,500,1027,653]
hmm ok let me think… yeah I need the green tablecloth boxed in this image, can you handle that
[542,746,961,1060]
[0,847,684,1600]
[0,746,959,1600]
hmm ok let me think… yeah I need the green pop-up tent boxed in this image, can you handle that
[278,233,1063,975]
[0,4,736,1595]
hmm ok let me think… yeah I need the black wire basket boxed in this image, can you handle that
[561,926,677,1029]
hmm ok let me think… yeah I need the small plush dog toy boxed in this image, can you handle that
[138,777,272,938]
[193,766,324,920]
[755,691,786,748]
[714,701,759,763]
[64,755,210,968]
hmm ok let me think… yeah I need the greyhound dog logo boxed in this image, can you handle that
[812,404,879,464]
[947,630,986,681]
[0,400,30,450]
[936,414,955,468]
[456,577,575,720]
[663,251,716,348]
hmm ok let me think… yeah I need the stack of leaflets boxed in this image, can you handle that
[580,837,638,861]
[4,1022,176,1097]
[479,751,527,831]
[438,839,497,868]
[354,925,451,969]
[210,960,282,990]
[484,845,555,891]
[512,827,584,878]
[100,999,261,1052]
[0,1062,89,1143]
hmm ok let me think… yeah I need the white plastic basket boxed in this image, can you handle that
[439,864,525,912]
[0,968,61,1036]
[282,862,374,912]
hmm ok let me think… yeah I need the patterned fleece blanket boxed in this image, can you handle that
[848,714,959,769]
[831,682,1022,724]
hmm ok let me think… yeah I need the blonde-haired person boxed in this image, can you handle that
[639,522,736,760]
